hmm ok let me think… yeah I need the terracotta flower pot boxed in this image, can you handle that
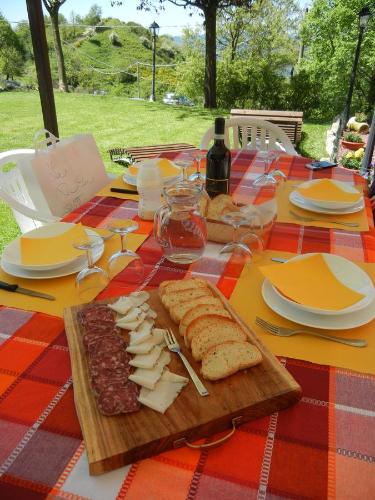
[341,139,365,151]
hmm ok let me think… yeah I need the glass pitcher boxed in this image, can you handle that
[154,184,207,264]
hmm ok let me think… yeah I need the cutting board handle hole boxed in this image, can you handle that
[173,416,243,450]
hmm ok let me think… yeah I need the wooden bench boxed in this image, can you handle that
[108,143,197,165]
[230,109,303,145]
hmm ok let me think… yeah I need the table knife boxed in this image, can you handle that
[271,257,287,263]
[0,281,55,301]
[110,187,138,194]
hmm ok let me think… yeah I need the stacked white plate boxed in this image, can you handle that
[123,158,182,186]
[262,253,375,330]
[290,179,364,214]
[1,222,104,279]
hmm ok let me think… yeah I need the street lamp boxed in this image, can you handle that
[343,6,372,127]
[149,21,160,102]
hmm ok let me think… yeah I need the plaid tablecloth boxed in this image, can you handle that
[0,150,374,499]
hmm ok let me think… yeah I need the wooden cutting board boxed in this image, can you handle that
[64,284,302,475]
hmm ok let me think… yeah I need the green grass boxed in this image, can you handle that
[0,91,329,252]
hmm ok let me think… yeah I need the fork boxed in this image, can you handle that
[289,210,359,228]
[255,317,367,347]
[164,329,209,396]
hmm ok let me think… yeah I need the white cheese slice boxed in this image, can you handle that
[118,307,142,323]
[108,296,134,315]
[129,351,171,390]
[126,328,165,354]
[116,312,146,330]
[129,319,154,345]
[146,308,157,319]
[140,303,150,312]
[138,370,189,413]
[129,344,164,369]
[130,291,150,307]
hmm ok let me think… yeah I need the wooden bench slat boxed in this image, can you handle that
[108,143,197,166]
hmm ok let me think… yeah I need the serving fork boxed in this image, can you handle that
[164,329,209,396]
[255,317,367,347]
[289,210,359,228]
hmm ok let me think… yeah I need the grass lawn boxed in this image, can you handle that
[0,91,330,252]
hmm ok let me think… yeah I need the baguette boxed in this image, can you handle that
[162,287,213,311]
[188,315,247,361]
[202,341,262,380]
[180,303,230,340]
[169,296,223,323]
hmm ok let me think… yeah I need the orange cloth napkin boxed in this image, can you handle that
[230,250,375,375]
[20,223,88,266]
[259,253,365,310]
[297,179,362,203]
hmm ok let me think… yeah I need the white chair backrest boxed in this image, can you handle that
[200,117,298,155]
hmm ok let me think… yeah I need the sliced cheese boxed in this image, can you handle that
[146,308,157,319]
[116,312,146,330]
[129,319,154,345]
[130,291,150,307]
[126,328,165,354]
[138,370,189,413]
[109,296,134,315]
[118,307,142,323]
[140,303,150,312]
[129,350,171,390]
[129,344,164,369]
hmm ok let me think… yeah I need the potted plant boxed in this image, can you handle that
[341,132,365,151]
[340,149,364,171]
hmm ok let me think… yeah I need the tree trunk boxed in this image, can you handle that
[203,6,217,109]
[50,10,69,92]
[368,68,375,112]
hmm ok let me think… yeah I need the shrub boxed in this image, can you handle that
[343,133,363,143]
[341,153,361,170]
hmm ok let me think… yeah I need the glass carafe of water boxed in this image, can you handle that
[154,184,207,264]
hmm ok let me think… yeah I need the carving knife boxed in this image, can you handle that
[0,281,55,301]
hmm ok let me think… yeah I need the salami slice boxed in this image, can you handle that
[86,336,126,356]
[97,381,140,415]
[89,350,130,373]
[91,374,129,396]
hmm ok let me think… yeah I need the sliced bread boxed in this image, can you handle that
[159,280,175,297]
[181,305,231,345]
[202,341,262,380]
[169,296,223,323]
[206,194,240,221]
[188,315,248,361]
[161,278,208,297]
[162,287,213,311]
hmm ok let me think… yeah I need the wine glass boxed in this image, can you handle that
[189,151,206,182]
[174,152,194,182]
[220,207,263,257]
[254,151,286,186]
[73,234,109,301]
[106,220,144,283]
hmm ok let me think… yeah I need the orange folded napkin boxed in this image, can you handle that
[259,253,365,310]
[20,223,88,266]
[128,159,180,178]
[297,179,362,203]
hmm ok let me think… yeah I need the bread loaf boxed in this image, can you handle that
[202,341,262,380]
[206,194,240,221]
[161,278,208,297]
[161,287,212,311]
[179,304,231,341]
[188,315,247,361]
[169,296,222,323]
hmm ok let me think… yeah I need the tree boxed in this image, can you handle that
[0,14,25,79]
[42,0,69,91]
[84,4,103,26]
[112,0,256,108]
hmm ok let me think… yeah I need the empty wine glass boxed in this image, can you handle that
[73,234,109,301]
[174,152,194,182]
[106,220,144,283]
[189,151,206,182]
[220,207,263,257]
[254,151,286,186]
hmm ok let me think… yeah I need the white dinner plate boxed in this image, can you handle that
[290,190,364,215]
[2,222,89,271]
[262,279,375,330]
[271,253,375,316]
[295,179,363,210]
[123,159,182,186]
[0,229,104,280]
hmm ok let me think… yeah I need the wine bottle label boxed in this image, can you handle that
[206,177,229,196]
[213,133,225,140]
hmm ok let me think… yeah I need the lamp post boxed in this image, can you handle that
[149,21,160,102]
[343,6,371,127]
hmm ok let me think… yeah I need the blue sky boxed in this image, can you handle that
[1,0,309,37]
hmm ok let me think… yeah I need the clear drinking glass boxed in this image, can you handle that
[106,220,144,283]
[254,151,286,187]
[73,234,109,301]
[220,208,264,257]
[189,151,206,182]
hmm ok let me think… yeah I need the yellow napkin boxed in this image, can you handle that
[276,181,369,232]
[230,250,375,375]
[96,176,139,200]
[128,158,180,178]
[259,253,365,310]
[0,228,148,317]
[297,179,362,203]
[20,223,88,266]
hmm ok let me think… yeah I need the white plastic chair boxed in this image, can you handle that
[200,117,298,155]
[0,144,113,234]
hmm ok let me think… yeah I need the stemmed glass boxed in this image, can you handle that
[73,234,109,301]
[253,151,286,187]
[220,206,264,257]
[106,220,144,283]
[189,151,206,182]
